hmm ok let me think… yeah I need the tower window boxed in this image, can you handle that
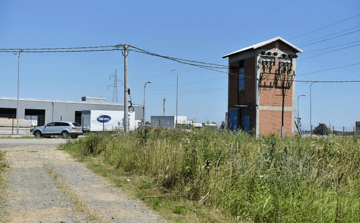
[238,60,245,92]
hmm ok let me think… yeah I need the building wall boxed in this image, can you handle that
[0,97,143,125]
[228,58,256,107]
[259,110,293,136]
[227,39,298,135]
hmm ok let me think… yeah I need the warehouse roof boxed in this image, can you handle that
[0,97,142,107]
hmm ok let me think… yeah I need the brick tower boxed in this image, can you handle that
[223,37,303,137]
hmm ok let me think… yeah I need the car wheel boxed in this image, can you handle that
[71,135,78,139]
[34,130,42,138]
[61,131,70,139]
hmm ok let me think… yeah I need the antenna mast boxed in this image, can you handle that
[108,69,123,103]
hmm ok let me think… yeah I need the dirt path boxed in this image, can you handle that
[0,139,165,223]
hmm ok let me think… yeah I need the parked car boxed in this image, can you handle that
[31,121,83,139]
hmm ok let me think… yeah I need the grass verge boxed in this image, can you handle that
[59,129,360,222]
[0,151,9,219]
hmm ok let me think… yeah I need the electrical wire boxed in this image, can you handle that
[129,50,228,70]
[0,45,119,51]
[297,62,360,77]
[303,40,360,54]
[0,49,118,53]
[297,29,360,47]
[295,25,360,46]
[289,13,360,40]
[296,80,360,83]
[298,43,360,61]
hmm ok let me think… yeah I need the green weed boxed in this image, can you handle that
[60,129,360,222]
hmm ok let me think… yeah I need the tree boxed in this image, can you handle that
[313,123,330,135]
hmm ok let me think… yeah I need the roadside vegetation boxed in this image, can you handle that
[0,151,8,218]
[60,128,360,222]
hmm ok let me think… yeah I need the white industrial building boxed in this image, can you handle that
[0,96,143,135]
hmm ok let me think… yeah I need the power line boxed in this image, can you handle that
[298,43,360,61]
[295,25,360,46]
[289,13,360,40]
[296,80,360,83]
[147,79,360,96]
[0,45,118,51]
[297,29,360,47]
[297,62,360,76]
[0,49,117,53]
[303,40,360,54]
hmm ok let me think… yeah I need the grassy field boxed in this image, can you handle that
[59,128,360,222]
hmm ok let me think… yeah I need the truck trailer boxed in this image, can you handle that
[81,110,135,132]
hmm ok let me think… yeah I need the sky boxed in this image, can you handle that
[0,0,359,130]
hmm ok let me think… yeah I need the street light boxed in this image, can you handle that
[171,69,178,129]
[297,94,306,118]
[14,49,24,136]
[143,81,151,129]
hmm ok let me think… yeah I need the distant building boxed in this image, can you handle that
[0,96,143,129]
[223,37,303,137]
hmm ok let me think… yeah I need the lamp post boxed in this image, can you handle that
[14,49,24,136]
[310,82,315,136]
[171,69,178,129]
[143,81,151,129]
[297,94,306,118]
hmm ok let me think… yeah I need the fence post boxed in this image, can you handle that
[12,117,14,135]
[343,126,345,137]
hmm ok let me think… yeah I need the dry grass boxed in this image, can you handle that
[60,129,360,222]
[45,167,109,223]
[0,151,9,219]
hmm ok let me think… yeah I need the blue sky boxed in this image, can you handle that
[0,0,359,129]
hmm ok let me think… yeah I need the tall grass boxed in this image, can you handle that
[60,129,360,222]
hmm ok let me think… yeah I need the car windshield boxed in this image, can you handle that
[72,122,81,127]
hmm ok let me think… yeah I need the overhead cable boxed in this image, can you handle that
[289,13,360,40]
[298,29,360,47]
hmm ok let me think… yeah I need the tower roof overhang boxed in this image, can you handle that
[222,36,303,59]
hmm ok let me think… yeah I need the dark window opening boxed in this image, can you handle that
[238,60,245,92]
[25,109,45,126]
[0,108,16,119]
[75,111,82,125]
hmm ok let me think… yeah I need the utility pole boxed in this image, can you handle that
[123,45,129,132]
[163,97,166,116]
[281,82,285,138]
[171,69,179,128]
[16,49,23,136]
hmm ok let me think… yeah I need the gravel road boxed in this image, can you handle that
[0,139,165,223]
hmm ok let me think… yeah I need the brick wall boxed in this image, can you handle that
[227,40,298,135]
[278,41,298,53]
[259,110,293,136]
[259,81,293,107]
[228,57,256,107]
[259,56,294,107]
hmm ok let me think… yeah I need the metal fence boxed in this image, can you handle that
[302,124,358,137]
[0,114,45,135]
